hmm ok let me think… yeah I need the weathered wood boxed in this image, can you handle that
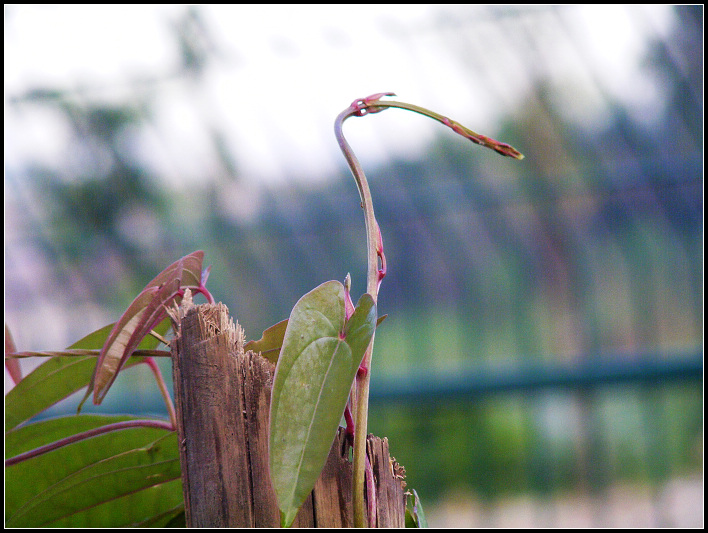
[171,302,258,527]
[368,436,407,527]
[171,301,406,527]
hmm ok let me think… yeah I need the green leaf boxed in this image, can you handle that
[67,322,116,349]
[245,315,385,367]
[405,489,428,528]
[5,414,180,527]
[48,481,184,527]
[4,354,152,431]
[269,280,376,527]
[244,318,288,365]
[5,318,180,527]
[4,318,170,431]
[4,322,115,431]
[5,355,97,432]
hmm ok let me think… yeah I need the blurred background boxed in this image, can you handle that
[4,5,702,527]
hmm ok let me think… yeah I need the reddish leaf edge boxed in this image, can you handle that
[80,251,213,408]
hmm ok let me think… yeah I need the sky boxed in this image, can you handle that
[5,5,673,186]
[4,4,677,391]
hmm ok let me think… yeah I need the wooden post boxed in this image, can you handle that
[171,300,407,527]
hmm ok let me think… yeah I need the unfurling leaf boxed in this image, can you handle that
[269,280,376,528]
[83,251,207,406]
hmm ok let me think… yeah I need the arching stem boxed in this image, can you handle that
[334,93,523,527]
[335,96,386,528]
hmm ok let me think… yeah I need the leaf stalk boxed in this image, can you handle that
[5,419,174,467]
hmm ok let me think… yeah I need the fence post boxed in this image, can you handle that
[171,301,407,527]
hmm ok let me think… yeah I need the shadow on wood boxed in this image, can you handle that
[171,300,407,527]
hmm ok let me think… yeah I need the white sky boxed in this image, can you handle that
[2,4,678,392]
[5,5,673,186]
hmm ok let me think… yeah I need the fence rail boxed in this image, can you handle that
[370,350,702,402]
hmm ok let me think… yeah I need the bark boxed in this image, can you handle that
[171,301,406,527]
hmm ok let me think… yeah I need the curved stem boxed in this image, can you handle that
[143,357,177,429]
[335,100,385,528]
[335,93,524,527]
[335,105,385,301]
[354,98,525,160]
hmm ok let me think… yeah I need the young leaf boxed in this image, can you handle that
[91,279,180,404]
[244,318,288,365]
[86,251,206,405]
[405,489,428,528]
[68,317,170,352]
[5,324,22,384]
[269,280,376,527]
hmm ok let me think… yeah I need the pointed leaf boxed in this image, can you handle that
[48,482,184,528]
[405,489,428,528]
[89,251,205,405]
[144,250,205,294]
[244,318,288,365]
[245,314,385,367]
[5,356,97,432]
[91,279,180,404]
[5,321,170,430]
[69,317,169,353]
[67,322,117,350]
[4,353,155,432]
[269,281,376,527]
[344,293,377,362]
[5,323,22,384]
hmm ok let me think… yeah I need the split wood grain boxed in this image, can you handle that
[171,302,406,527]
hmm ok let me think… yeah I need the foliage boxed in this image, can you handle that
[405,489,428,528]
[5,94,522,527]
[269,280,376,527]
[82,250,212,407]
[5,315,183,527]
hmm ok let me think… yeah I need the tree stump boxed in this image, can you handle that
[170,300,407,527]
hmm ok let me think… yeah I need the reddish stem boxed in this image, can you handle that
[142,357,177,429]
[5,419,174,467]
